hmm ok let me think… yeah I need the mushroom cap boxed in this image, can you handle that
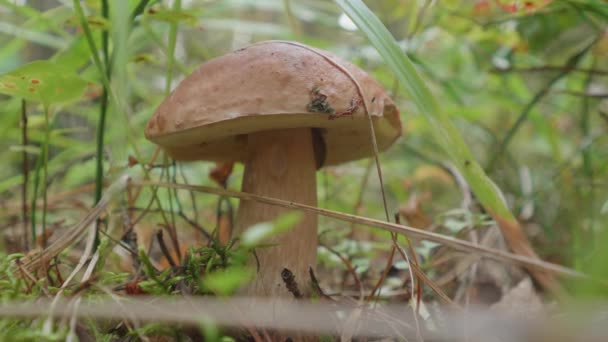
[145,40,402,166]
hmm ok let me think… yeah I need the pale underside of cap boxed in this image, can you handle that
[145,41,402,166]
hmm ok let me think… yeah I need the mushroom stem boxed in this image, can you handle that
[235,128,318,297]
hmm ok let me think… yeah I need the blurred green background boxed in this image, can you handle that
[0,0,607,301]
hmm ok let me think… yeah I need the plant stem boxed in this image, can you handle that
[21,99,29,251]
[576,57,596,268]
[41,105,51,248]
[165,0,180,95]
[130,0,151,21]
[93,0,111,249]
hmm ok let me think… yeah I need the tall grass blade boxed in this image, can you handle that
[335,0,562,293]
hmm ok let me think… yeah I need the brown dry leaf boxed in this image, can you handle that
[492,213,564,296]
[127,155,139,167]
[491,277,544,318]
[134,223,155,251]
[467,279,502,305]
[412,164,454,185]
[399,193,433,229]
[157,243,189,269]
[217,212,232,246]
[125,278,147,295]
[403,164,454,190]
[209,162,234,187]
[35,227,55,248]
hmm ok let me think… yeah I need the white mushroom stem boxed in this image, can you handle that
[235,128,318,297]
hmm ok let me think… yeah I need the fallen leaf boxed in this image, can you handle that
[209,162,234,188]
[492,277,544,318]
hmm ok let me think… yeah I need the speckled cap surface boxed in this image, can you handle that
[145,40,402,165]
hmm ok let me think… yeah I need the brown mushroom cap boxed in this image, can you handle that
[145,40,402,166]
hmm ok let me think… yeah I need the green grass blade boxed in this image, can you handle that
[335,0,514,220]
[94,0,110,208]
[337,1,569,294]
[165,0,181,95]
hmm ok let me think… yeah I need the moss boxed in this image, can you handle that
[306,87,335,115]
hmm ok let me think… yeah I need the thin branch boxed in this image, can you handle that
[321,244,364,300]
[134,181,584,279]
[553,90,608,98]
[15,175,130,275]
[490,65,608,76]
[156,230,177,268]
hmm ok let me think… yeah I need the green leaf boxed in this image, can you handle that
[202,266,253,296]
[145,6,200,25]
[64,15,110,30]
[8,145,41,155]
[240,211,304,247]
[0,61,88,105]
[335,0,514,220]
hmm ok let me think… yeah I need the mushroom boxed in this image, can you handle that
[145,41,401,297]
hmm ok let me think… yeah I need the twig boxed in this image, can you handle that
[490,65,608,76]
[156,230,177,268]
[15,175,130,276]
[396,214,422,309]
[309,267,332,301]
[321,244,364,300]
[16,258,50,296]
[392,240,424,342]
[43,218,100,336]
[349,159,373,239]
[553,89,608,98]
[367,243,396,302]
[136,181,584,279]
[389,214,424,341]
[122,207,212,241]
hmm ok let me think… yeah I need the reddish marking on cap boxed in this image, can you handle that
[3,82,16,89]
[156,115,166,132]
[31,79,40,85]
[29,87,36,92]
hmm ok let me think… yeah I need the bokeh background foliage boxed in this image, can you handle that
[0,0,607,339]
